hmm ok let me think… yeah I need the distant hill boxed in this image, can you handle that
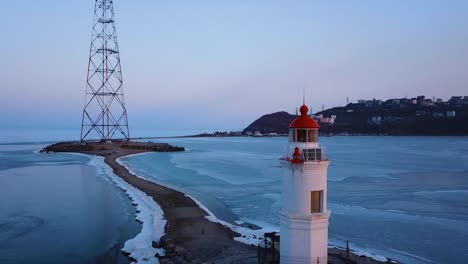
[243,111,296,134]
[243,98,468,136]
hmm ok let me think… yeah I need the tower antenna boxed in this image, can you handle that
[303,88,306,105]
[80,0,130,142]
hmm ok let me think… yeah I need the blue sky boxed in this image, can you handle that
[1,0,468,133]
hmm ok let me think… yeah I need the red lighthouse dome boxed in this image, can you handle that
[289,104,320,129]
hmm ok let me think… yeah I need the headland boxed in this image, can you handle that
[42,141,395,264]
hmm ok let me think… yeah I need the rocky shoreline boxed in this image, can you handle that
[41,141,185,154]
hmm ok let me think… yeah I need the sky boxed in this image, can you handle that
[1,0,468,134]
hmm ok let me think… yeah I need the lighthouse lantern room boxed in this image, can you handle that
[280,103,331,264]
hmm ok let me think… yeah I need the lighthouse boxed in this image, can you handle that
[279,103,331,264]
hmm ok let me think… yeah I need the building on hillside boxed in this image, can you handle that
[417,96,426,105]
[371,116,382,124]
[365,99,382,107]
[384,98,401,105]
[253,131,263,137]
[319,117,335,124]
[449,96,463,105]
[447,110,456,117]
[424,99,434,106]
[399,98,410,104]
[312,114,336,125]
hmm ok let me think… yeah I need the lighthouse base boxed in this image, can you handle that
[279,211,330,264]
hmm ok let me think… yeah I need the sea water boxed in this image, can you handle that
[119,136,468,264]
[0,144,141,264]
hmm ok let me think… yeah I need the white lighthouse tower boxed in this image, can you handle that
[280,103,330,264]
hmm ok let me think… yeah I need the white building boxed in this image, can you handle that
[447,110,456,117]
[253,131,263,137]
[280,104,331,264]
[371,116,382,124]
[319,117,335,124]
[365,99,382,107]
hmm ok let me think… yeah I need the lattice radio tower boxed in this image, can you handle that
[80,0,130,141]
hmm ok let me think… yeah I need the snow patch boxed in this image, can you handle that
[350,248,388,262]
[87,156,166,264]
[388,248,436,263]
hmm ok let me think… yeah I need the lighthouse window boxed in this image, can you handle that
[310,191,323,213]
[289,129,295,141]
[303,148,323,161]
[307,129,318,142]
[290,129,318,142]
[295,129,307,142]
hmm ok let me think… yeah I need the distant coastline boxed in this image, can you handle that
[170,132,468,139]
[241,95,468,136]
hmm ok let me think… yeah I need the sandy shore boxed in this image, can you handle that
[43,141,395,264]
[106,149,259,264]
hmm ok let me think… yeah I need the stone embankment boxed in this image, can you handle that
[41,141,185,154]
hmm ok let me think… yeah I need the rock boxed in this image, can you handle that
[175,246,187,255]
[152,241,161,248]
[160,236,174,247]
[159,259,174,264]
[174,256,185,263]
[166,243,175,250]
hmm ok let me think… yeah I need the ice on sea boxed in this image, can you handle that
[118,152,391,263]
[185,194,279,245]
[329,238,389,262]
[88,156,166,264]
[189,193,390,262]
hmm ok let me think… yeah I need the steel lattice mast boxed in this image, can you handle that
[80,0,130,141]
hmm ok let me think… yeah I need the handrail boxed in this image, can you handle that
[283,145,327,163]
[302,148,326,162]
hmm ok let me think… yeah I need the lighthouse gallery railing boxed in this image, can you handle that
[302,148,326,162]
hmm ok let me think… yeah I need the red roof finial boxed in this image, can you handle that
[299,104,309,116]
[289,103,320,129]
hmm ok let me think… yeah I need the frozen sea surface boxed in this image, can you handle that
[120,136,468,264]
[0,144,141,264]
